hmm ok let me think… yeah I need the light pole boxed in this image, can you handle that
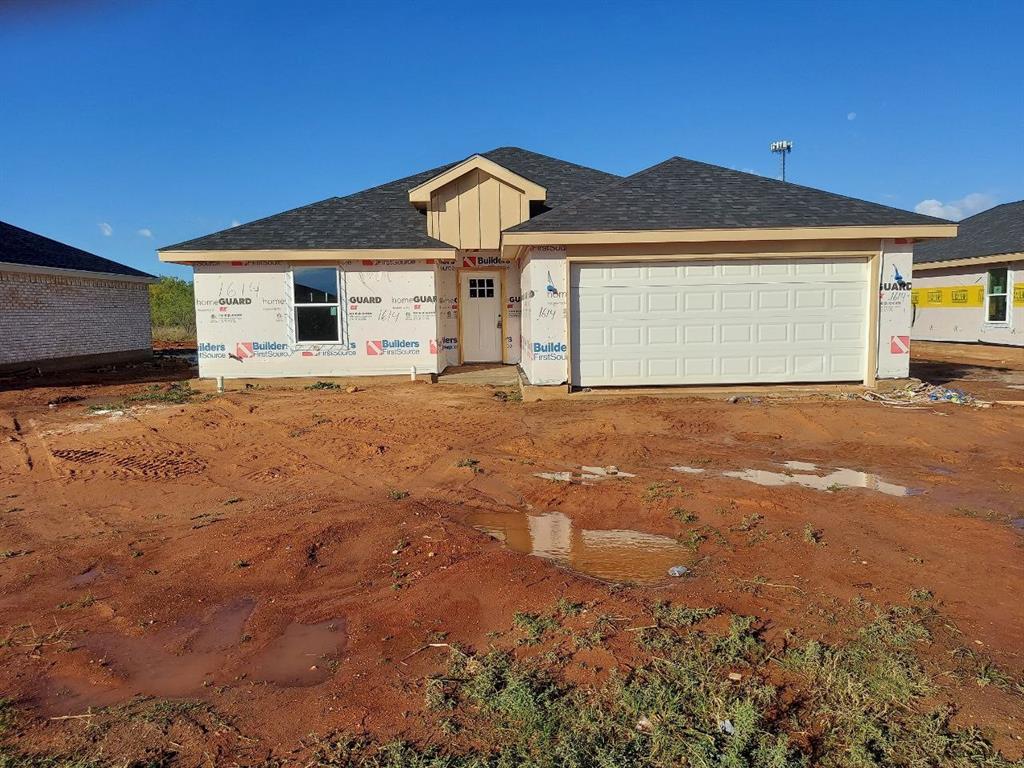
[770,140,793,181]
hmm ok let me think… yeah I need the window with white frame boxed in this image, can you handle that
[293,267,341,341]
[986,267,1009,323]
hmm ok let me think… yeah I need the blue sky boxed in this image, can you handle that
[1,0,1021,280]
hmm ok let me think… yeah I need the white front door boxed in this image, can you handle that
[571,258,869,386]
[460,271,502,362]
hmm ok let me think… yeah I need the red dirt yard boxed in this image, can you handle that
[1,360,1023,764]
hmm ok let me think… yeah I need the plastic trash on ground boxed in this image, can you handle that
[861,382,989,409]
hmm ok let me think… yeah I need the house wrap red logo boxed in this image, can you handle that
[462,256,478,268]
[890,335,910,354]
[366,340,383,356]
[235,342,254,359]
[429,339,438,354]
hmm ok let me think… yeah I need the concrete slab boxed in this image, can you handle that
[438,364,519,386]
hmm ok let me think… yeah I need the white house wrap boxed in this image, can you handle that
[162,147,956,387]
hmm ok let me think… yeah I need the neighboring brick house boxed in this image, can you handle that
[0,220,156,373]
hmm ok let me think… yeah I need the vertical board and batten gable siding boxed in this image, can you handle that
[428,170,530,249]
[0,270,151,366]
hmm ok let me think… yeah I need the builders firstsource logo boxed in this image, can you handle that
[233,341,291,361]
[300,342,357,358]
[198,342,227,359]
[365,339,421,356]
[533,341,567,361]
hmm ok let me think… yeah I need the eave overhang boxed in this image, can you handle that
[158,247,457,264]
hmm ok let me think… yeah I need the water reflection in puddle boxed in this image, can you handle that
[468,510,689,583]
[723,461,919,497]
[670,459,919,497]
[534,466,636,483]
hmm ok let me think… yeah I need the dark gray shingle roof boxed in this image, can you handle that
[509,157,951,233]
[914,200,1024,264]
[0,220,153,279]
[161,147,621,251]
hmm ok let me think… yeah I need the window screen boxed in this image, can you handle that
[294,267,340,341]
[986,268,1009,323]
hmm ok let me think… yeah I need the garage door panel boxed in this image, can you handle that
[611,326,642,345]
[571,258,868,386]
[758,290,790,310]
[648,326,679,345]
[831,321,864,341]
[831,288,865,308]
[795,289,827,309]
[648,358,680,377]
[610,293,642,313]
[795,355,826,375]
[611,359,642,378]
[685,357,715,376]
[576,292,606,313]
[830,355,862,375]
[757,356,789,375]
[684,325,715,343]
[685,292,715,311]
[758,324,789,343]
[684,264,716,278]
[578,326,605,346]
[648,293,678,312]
[721,358,753,376]
[721,325,752,343]
[722,292,753,311]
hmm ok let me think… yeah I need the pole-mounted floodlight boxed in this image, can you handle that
[770,140,793,181]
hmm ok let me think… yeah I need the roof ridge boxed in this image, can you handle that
[661,156,954,224]
[483,146,620,179]
[962,199,1021,220]
[516,156,678,228]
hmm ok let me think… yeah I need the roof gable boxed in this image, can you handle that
[0,220,153,279]
[509,156,952,234]
[408,155,546,205]
[914,200,1024,264]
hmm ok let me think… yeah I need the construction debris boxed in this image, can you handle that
[861,382,989,409]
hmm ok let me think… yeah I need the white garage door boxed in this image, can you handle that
[571,258,869,386]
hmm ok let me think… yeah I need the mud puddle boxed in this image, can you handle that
[468,509,689,583]
[534,465,636,483]
[247,620,345,686]
[40,600,346,714]
[672,460,920,497]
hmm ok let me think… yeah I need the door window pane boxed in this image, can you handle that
[294,268,338,303]
[297,306,339,341]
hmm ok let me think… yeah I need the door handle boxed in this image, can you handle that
[497,315,503,329]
